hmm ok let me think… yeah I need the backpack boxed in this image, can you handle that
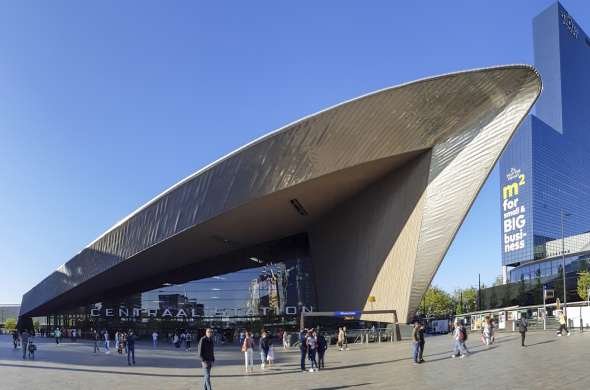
[460,327,468,341]
[518,319,527,332]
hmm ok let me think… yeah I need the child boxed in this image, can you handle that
[28,339,37,360]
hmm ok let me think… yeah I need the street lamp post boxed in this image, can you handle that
[560,210,572,317]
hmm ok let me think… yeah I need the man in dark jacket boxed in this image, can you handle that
[299,329,308,371]
[517,313,528,347]
[418,323,426,363]
[126,330,136,365]
[198,328,215,390]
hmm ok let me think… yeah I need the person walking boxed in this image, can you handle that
[241,331,255,374]
[186,332,192,351]
[259,331,270,369]
[299,329,308,372]
[482,317,492,346]
[152,331,158,348]
[337,327,344,351]
[342,327,349,351]
[451,319,468,358]
[115,331,120,352]
[27,337,37,360]
[126,330,136,365]
[93,330,101,353]
[20,330,30,360]
[411,322,421,364]
[198,328,215,390]
[104,330,110,354]
[282,330,289,350]
[54,328,61,344]
[517,313,528,347]
[306,329,318,372]
[12,331,19,349]
[556,312,570,336]
[317,332,327,370]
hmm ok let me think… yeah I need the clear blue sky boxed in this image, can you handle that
[1,1,588,304]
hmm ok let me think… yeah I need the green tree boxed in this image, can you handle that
[462,287,478,312]
[422,286,455,317]
[4,318,17,331]
[577,271,590,301]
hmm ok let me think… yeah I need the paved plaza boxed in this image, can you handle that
[1,331,589,390]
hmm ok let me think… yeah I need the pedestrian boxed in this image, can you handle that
[54,328,61,344]
[198,328,215,390]
[241,331,255,374]
[451,319,468,358]
[418,323,425,363]
[104,330,110,354]
[337,327,344,351]
[152,331,158,348]
[411,322,421,364]
[12,331,18,349]
[317,332,327,369]
[127,330,136,366]
[282,330,289,350]
[259,331,270,369]
[173,333,180,348]
[518,313,528,347]
[299,329,308,372]
[306,329,318,372]
[186,332,192,351]
[93,330,101,353]
[556,311,570,336]
[267,338,274,367]
[342,326,349,350]
[115,331,120,352]
[20,329,30,360]
[27,337,37,360]
[482,317,492,346]
[239,330,245,347]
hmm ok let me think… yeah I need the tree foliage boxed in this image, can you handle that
[577,271,590,301]
[421,286,455,317]
[4,318,17,331]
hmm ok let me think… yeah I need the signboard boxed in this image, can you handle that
[502,168,528,254]
[544,289,555,299]
[335,311,360,317]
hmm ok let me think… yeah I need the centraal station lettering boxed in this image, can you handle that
[90,306,313,319]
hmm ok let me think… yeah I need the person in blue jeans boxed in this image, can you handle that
[411,322,421,364]
[198,328,215,390]
[306,330,318,371]
[126,330,136,366]
[299,329,308,371]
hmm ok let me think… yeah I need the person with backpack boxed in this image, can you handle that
[451,319,468,358]
[517,313,528,347]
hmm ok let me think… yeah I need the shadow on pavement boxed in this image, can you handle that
[310,384,372,390]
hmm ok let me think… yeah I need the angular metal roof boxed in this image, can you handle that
[20,65,541,320]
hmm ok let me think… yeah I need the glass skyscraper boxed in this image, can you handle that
[500,2,590,283]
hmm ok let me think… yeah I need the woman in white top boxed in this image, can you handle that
[242,332,255,373]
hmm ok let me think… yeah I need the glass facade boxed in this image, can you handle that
[500,3,590,280]
[45,236,318,336]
